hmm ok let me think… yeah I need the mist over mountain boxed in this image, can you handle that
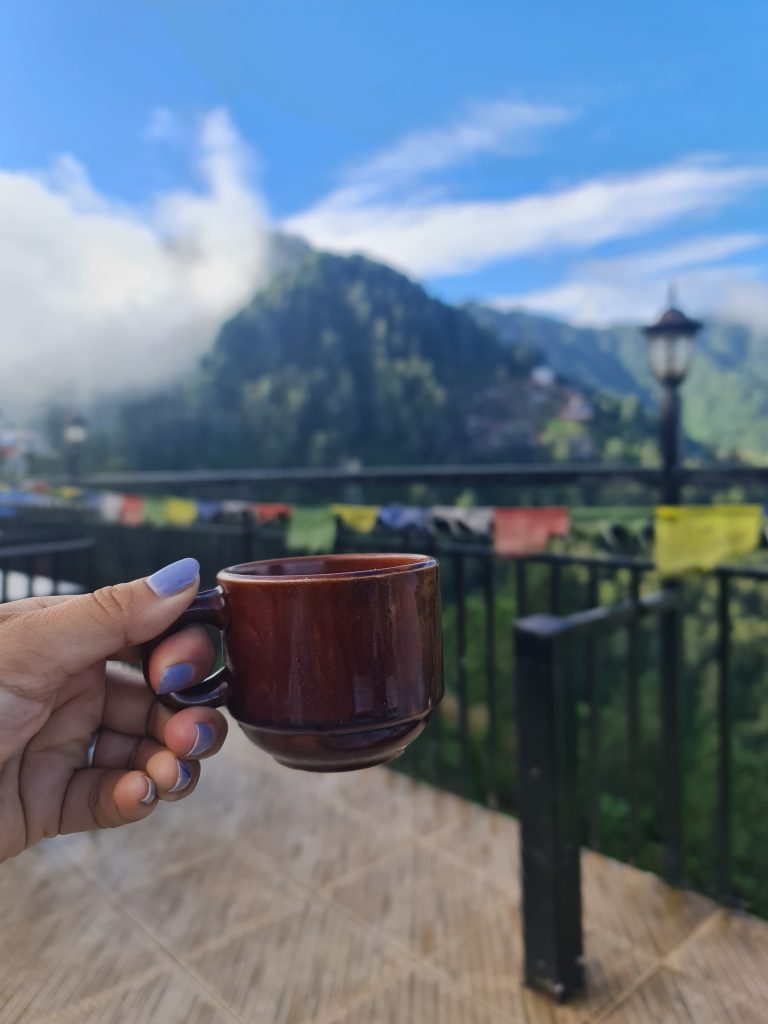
[88,247,655,473]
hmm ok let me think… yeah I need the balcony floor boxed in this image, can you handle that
[4,721,768,1024]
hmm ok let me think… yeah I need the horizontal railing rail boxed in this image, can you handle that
[40,461,768,491]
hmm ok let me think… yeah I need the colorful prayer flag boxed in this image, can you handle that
[196,500,222,522]
[120,495,145,526]
[143,496,167,527]
[430,506,494,538]
[654,505,762,576]
[164,497,198,526]
[378,504,430,531]
[493,507,570,558]
[286,506,337,554]
[98,491,124,523]
[253,502,292,524]
[332,504,380,534]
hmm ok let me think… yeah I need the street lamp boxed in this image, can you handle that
[642,288,702,505]
[62,416,88,485]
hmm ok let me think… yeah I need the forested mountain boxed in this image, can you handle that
[95,249,655,471]
[469,304,768,461]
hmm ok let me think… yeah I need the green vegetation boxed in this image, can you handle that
[470,304,768,462]
[396,555,768,917]
[89,250,657,473]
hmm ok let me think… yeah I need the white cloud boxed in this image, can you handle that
[578,233,766,283]
[0,108,271,414]
[331,99,573,207]
[286,157,768,279]
[492,232,768,324]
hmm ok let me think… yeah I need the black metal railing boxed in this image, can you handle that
[0,537,95,603]
[3,513,768,993]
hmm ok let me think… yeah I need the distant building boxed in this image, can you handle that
[531,365,556,389]
[560,392,594,423]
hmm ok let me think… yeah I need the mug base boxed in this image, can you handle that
[237,715,430,773]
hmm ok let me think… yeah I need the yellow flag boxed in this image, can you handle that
[56,486,82,500]
[332,504,380,534]
[654,505,763,576]
[165,497,198,527]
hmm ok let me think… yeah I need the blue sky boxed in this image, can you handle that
[1,0,768,378]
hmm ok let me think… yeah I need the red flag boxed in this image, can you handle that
[493,507,570,558]
[120,495,145,527]
[252,502,293,524]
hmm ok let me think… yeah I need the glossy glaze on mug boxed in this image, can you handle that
[220,554,442,770]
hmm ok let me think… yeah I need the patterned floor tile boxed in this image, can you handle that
[331,767,468,840]
[430,906,657,1023]
[185,897,409,1024]
[61,804,237,892]
[329,843,516,957]
[667,908,768,1008]
[0,843,96,928]
[581,850,717,958]
[0,901,168,1023]
[236,791,407,889]
[322,968,517,1024]
[24,971,240,1024]
[116,845,307,955]
[424,802,520,891]
[600,966,766,1023]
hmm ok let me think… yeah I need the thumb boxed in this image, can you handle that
[30,558,201,674]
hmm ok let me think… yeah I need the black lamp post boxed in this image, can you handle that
[642,288,702,505]
[62,416,88,485]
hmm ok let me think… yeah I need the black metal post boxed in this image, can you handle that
[515,615,583,1002]
[658,376,685,883]
[659,383,682,505]
[66,444,81,486]
[658,583,684,885]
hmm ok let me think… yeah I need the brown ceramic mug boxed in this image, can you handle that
[141,553,443,771]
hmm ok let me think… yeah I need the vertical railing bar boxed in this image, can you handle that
[550,562,562,615]
[454,554,470,794]
[626,568,641,863]
[716,573,732,900]
[51,554,61,596]
[585,566,600,850]
[516,560,528,617]
[483,557,498,808]
[659,579,684,885]
[0,561,8,603]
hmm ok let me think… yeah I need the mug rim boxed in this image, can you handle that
[218,552,437,583]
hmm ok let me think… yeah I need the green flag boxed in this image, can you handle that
[286,506,337,554]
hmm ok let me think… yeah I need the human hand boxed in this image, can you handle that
[0,558,226,861]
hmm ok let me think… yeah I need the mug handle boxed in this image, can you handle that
[141,587,231,710]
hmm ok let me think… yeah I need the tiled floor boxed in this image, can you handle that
[4,720,768,1024]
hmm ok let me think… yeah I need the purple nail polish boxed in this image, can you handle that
[169,761,192,794]
[139,777,157,805]
[157,662,196,695]
[146,558,200,598]
[187,723,215,757]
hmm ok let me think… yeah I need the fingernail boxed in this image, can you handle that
[157,662,196,694]
[168,760,192,794]
[146,558,200,598]
[186,723,215,757]
[139,776,157,805]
